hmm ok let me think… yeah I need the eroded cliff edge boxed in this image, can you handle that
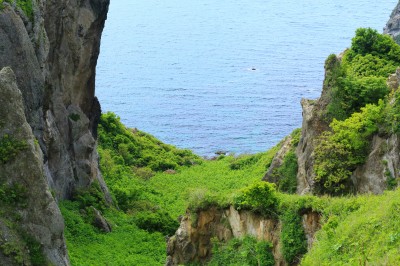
[0,0,109,264]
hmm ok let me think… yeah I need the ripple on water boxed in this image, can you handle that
[96,0,397,156]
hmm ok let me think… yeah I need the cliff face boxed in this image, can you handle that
[0,0,110,200]
[295,59,400,195]
[166,207,320,266]
[384,0,400,43]
[0,67,68,265]
[0,0,109,264]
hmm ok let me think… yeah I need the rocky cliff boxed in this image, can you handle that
[295,57,400,195]
[0,0,110,264]
[385,0,400,43]
[166,207,320,266]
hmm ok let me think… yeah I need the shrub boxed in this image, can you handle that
[280,209,307,264]
[73,181,108,212]
[132,210,179,235]
[326,28,399,121]
[234,182,278,217]
[270,128,301,194]
[209,236,274,266]
[349,28,400,62]
[314,103,383,194]
[274,151,298,193]
[383,88,400,134]
[0,134,28,164]
[98,112,202,172]
[0,0,33,20]
[0,182,28,206]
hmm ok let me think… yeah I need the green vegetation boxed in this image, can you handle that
[313,28,400,194]
[326,28,399,121]
[0,182,27,206]
[209,236,274,266]
[61,28,400,265]
[0,134,28,164]
[99,112,202,173]
[234,182,278,217]
[301,191,400,265]
[0,0,33,20]
[314,103,383,194]
[60,201,167,265]
[68,113,81,122]
[269,128,301,193]
[0,182,46,265]
[63,113,279,265]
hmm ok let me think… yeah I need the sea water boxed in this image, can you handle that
[96,0,398,156]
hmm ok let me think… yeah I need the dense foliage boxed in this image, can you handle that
[269,128,300,193]
[234,182,278,217]
[313,28,400,194]
[314,103,383,194]
[326,28,399,121]
[209,236,274,266]
[99,112,202,173]
[0,0,33,19]
[63,113,279,265]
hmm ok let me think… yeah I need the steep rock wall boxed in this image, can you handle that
[0,0,110,200]
[0,0,110,264]
[295,54,333,194]
[166,206,320,266]
[0,67,68,265]
[384,0,400,43]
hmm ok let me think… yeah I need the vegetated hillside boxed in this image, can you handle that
[166,28,400,266]
[61,112,280,265]
[61,28,400,266]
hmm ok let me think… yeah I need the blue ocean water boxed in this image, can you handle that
[96,0,398,156]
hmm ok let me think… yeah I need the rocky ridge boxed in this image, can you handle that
[0,0,110,264]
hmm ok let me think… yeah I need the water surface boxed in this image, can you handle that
[96,0,397,156]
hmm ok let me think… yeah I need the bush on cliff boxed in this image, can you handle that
[209,236,274,266]
[314,102,383,194]
[327,28,399,121]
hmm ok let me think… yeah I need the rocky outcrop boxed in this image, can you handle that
[0,0,110,264]
[295,55,334,194]
[0,0,110,200]
[0,67,68,265]
[384,0,400,43]
[295,52,400,195]
[350,73,400,194]
[351,134,400,194]
[166,206,320,266]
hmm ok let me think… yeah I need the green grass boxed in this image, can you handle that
[61,115,400,265]
[62,113,280,265]
[60,201,166,266]
[149,149,279,218]
[61,108,400,265]
[300,190,400,265]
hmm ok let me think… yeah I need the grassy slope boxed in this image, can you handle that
[149,150,279,218]
[301,191,400,265]
[61,113,280,266]
[60,112,400,265]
